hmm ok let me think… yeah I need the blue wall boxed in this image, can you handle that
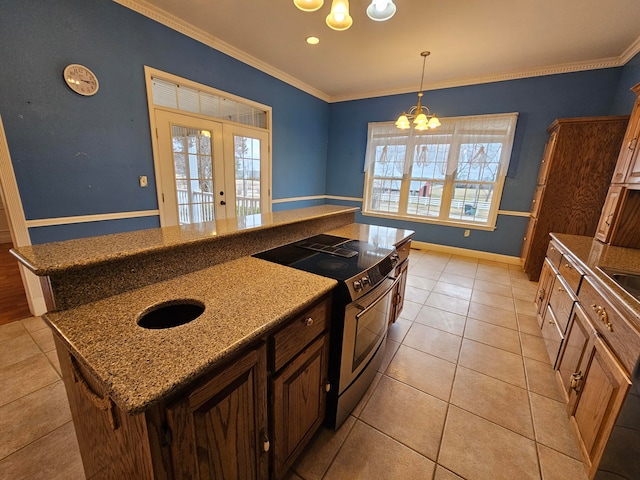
[326,67,640,256]
[0,0,329,243]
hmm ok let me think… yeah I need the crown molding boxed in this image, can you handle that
[114,1,639,104]
[113,0,330,102]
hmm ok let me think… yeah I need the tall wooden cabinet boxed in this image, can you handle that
[595,83,640,248]
[521,116,629,281]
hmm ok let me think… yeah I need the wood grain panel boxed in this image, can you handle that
[548,275,575,334]
[556,305,593,406]
[558,254,583,294]
[608,189,640,248]
[0,242,31,324]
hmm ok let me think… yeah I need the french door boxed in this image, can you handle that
[155,110,269,226]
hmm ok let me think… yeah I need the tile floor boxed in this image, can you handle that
[0,249,588,480]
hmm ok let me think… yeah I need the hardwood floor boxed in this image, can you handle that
[0,242,31,325]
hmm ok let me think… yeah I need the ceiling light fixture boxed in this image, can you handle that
[306,36,320,45]
[326,0,353,31]
[294,0,324,12]
[366,0,396,21]
[396,51,441,131]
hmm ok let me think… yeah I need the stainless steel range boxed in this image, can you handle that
[254,234,399,428]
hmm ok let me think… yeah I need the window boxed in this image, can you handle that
[363,113,518,229]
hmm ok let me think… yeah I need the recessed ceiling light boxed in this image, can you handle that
[306,36,320,45]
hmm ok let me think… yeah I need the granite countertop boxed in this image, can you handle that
[12,205,358,275]
[44,256,337,415]
[550,233,640,327]
[326,223,415,248]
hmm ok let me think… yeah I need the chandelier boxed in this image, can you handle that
[293,0,396,31]
[395,51,441,131]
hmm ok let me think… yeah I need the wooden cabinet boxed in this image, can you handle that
[594,185,624,242]
[167,345,269,480]
[389,238,411,325]
[521,116,628,281]
[556,305,593,405]
[59,295,332,480]
[271,334,329,480]
[536,257,556,324]
[567,332,630,478]
[612,88,640,185]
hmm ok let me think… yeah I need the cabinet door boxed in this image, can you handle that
[536,129,558,185]
[556,305,593,404]
[389,258,409,325]
[521,216,536,267]
[595,186,624,242]
[535,258,555,326]
[614,97,640,184]
[568,334,631,476]
[271,334,329,480]
[166,345,269,480]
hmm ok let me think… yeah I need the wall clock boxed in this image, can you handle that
[63,64,99,96]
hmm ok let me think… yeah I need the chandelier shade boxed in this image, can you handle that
[395,51,440,130]
[293,0,324,12]
[366,0,396,21]
[326,0,353,31]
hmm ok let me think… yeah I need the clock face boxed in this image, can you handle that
[63,64,99,96]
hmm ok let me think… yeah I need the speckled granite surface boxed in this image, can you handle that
[326,223,415,248]
[550,233,640,327]
[12,205,358,275]
[44,256,337,415]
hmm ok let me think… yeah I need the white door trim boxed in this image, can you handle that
[0,115,46,316]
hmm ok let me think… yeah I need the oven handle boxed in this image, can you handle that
[355,276,401,321]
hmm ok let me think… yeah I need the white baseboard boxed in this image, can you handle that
[411,240,521,265]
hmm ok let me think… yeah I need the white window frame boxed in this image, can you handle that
[362,113,518,231]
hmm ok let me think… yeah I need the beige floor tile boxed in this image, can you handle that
[443,264,477,278]
[471,290,515,312]
[475,269,512,286]
[405,275,437,291]
[530,392,582,460]
[438,272,475,289]
[323,421,436,480]
[0,333,41,369]
[414,306,466,336]
[467,302,518,330]
[0,321,27,343]
[46,350,62,377]
[518,313,542,337]
[398,300,422,321]
[511,277,540,291]
[0,354,60,407]
[0,381,72,459]
[292,415,356,480]
[351,373,382,418]
[515,297,538,316]
[513,285,538,301]
[472,279,513,297]
[410,263,444,281]
[0,422,84,480]
[434,465,464,480]
[439,406,540,480]
[458,338,527,388]
[425,292,470,316]
[432,282,473,301]
[403,323,462,363]
[386,346,456,402]
[387,318,412,344]
[29,328,56,353]
[360,376,447,461]
[463,318,521,354]
[404,286,430,304]
[509,267,530,280]
[478,259,510,269]
[521,332,553,364]
[20,316,48,333]
[537,444,589,480]
[450,366,534,439]
[476,265,511,278]
[524,357,564,402]
[378,339,400,374]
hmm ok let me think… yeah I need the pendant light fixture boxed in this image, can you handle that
[326,0,353,31]
[293,0,324,12]
[366,0,396,22]
[396,51,441,131]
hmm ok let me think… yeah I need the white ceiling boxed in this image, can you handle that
[123,0,640,102]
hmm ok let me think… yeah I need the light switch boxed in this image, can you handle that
[139,176,148,187]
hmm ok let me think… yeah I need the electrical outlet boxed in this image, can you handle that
[464,229,470,237]
[139,176,148,187]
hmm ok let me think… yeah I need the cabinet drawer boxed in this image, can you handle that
[271,298,331,372]
[548,276,575,334]
[396,239,411,264]
[578,276,640,374]
[546,241,562,269]
[558,254,583,294]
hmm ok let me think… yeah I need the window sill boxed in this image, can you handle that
[361,210,497,231]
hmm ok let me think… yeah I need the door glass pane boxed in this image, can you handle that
[171,126,215,224]
[234,135,261,216]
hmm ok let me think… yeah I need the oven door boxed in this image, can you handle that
[339,275,399,393]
